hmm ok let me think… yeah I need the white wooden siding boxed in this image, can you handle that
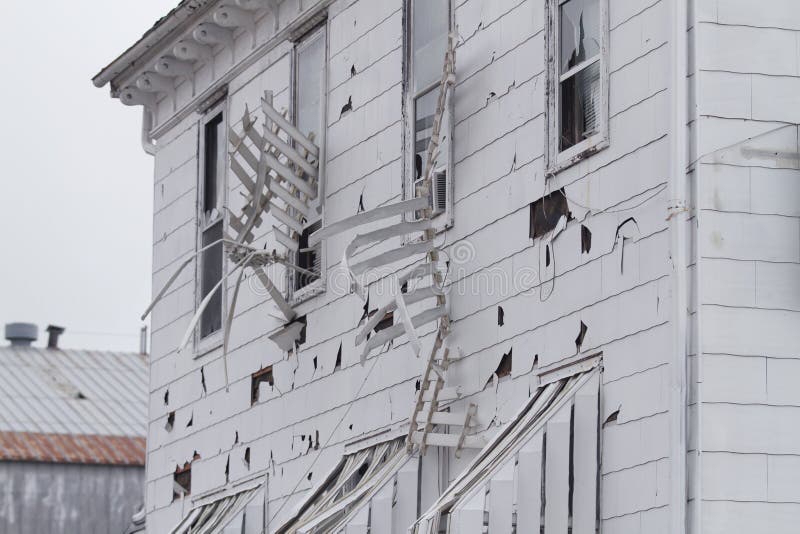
[693,2,800,533]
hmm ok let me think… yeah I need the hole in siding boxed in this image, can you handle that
[76,391,87,400]
[375,311,394,332]
[251,366,274,405]
[614,217,640,274]
[200,367,207,395]
[567,403,575,526]
[314,430,320,450]
[244,447,250,470]
[358,192,365,213]
[496,348,512,379]
[225,455,230,483]
[335,342,342,371]
[581,224,592,253]
[307,472,313,481]
[603,408,620,427]
[415,379,421,392]
[234,431,239,445]
[359,295,370,326]
[165,412,175,432]
[173,464,192,500]
[350,64,357,77]
[575,321,588,353]
[539,431,547,527]
[529,188,572,240]
[186,412,194,428]
[164,389,169,406]
[340,96,353,117]
[173,452,199,501]
[312,356,318,371]
[497,306,504,326]
[348,423,353,431]
[295,316,307,347]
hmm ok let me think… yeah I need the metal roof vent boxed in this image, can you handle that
[46,325,65,349]
[5,323,38,347]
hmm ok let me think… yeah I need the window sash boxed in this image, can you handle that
[197,103,227,346]
[406,0,453,225]
[546,0,608,174]
[290,24,327,300]
[558,54,600,84]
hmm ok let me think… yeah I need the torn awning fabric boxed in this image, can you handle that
[276,437,418,534]
[168,481,263,534]
[412,365,601,534]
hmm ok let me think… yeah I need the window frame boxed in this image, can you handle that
[288,22,328,304]
[403,0,455,230]
[545,0,609,176]
[194,99,228,356]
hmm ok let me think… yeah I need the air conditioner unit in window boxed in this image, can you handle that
[432,168,447,215]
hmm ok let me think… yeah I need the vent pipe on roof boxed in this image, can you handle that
[5,323,38,347]
[46,325,65,349]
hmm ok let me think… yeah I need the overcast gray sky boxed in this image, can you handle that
[0,1,176,352]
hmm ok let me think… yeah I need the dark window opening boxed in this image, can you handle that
[560,61,600,151]
[558,0,601,152]
[251,366,274,405]
[203,113,224,217]
[199,109,225,341]
[295,221,322,291]
[530,189,571,240]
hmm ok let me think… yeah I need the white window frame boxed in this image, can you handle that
[545,0,609,176]
[195,99,228,356]
[289,22,328,304]
[404,0,455,230]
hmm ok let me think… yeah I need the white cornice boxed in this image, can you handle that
[147,0,333,140]
[97,0,334,142]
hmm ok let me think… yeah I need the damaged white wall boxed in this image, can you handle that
[94,0,800,532]
[690,2,800,533]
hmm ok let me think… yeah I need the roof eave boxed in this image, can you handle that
[92,0,215,93]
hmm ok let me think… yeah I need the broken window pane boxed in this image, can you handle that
[559,0,600,74]
[413,0,449,93]
[295,221,322,291]
[296,29,325,142]
[203,113,224,219]
[200,220,223,338]
[559,60,600,151]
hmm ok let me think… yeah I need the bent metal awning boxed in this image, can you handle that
[168,478,265,534]
[275,436,418,534]
[412,361,601,534]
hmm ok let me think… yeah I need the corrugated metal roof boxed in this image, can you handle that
[0,345,148,464]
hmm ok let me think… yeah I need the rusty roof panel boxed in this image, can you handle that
[0,431,146,465]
